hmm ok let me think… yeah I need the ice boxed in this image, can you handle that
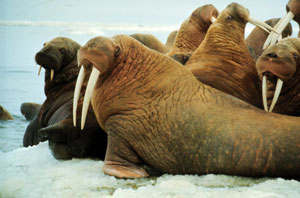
[0,142,299,198]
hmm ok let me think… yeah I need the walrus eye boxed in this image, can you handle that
[293,53,299,62]
[227,15,233,20]
[114,46,120,57]
[59,48,66,55]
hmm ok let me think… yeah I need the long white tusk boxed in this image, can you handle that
[81,67,100,130]
[50,69,54,81]
[268,79,283,112]
[263,11,295,49]
[73,66,85,127]
[262,75,269,112]
[38,66,42,76]
[211,17,217,23]
[248,16,279,34]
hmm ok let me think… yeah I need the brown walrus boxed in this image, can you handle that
[246,18,292,61]
[74,32,300,179]
[0,105,13,120]
[20,102,41,120]
[167,4,219,56]
[256,37,300,115]
[23,37,107,160]
[184,3,279,108]
[130,33,169,54]
[165,30,178,50]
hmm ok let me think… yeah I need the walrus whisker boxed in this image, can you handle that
[248,17,279,34]
[269,78,283,112]
[81,67,100,130]
[50,69,54,81]
[263,11,295,49]
[211,17,217,23]
[262,75,269,112]
[38,66,42,76]
[73,65,85,127]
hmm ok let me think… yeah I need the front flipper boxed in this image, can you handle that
[103,133,149,178]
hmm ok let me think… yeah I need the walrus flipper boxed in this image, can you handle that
[103,130,149,178]
[23,117,43,147]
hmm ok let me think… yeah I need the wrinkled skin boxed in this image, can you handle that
[185,3,262,108]
[246,18,292,61]
[23,37,107,160]
[20,102,41,120]
[256,37,300,116]
[165,30,178,50]
[286,0,300,37]
[0,105,13,120]
[76,34,300,180]
[167,4,219,56]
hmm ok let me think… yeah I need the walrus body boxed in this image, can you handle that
[185,3,263,108]
[0,105,13,120]
[167,4,219,56]
[130,33,169,54]
[20,102,41,120]
[23,37,107,160]
[256,37,300,116]
[75,32,300,179]
[246,18,292,61]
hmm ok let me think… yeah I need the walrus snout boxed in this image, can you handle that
[35,47,62,71]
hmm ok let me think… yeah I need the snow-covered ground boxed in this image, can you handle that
[1,142,299,198]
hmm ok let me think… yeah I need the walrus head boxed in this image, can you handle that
[256,37,300,113]
[35,37,81,81]
[191,4,219,28]
[216,3,278,34]
[73,36,120,128]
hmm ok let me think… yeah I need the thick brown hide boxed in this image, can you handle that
[185,3,262,108]
[167,4,219,56]
[77,34,300,180]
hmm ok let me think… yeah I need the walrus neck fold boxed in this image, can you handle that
[44,58,80,97]
[91,36,201,128]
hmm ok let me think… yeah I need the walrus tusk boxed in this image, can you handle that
[269,78,283,112]
[50,69,54,81]
[263,11,295,49]
[262,75,283,112]
[262,75,269,112]
[73,66,85,127]
[211,17,217,23]
[81,67,100,130]
[248,16,279,34]
[38,66,42,76]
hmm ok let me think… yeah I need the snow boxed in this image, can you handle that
[0,142,299,198]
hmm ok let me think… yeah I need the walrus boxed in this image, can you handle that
[184,3,278,108]
[74,32,300,179]
[23,37,107,160]
[264,0,300,49]
[130,33,169,54]
[167,4,219,57]
[165,30,178,50]
[256,37,300,115]
[246,18,292,61]
[20,102,41,120]
[0,105,13,120]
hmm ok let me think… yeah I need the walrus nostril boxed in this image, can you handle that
[266,52,278,58]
